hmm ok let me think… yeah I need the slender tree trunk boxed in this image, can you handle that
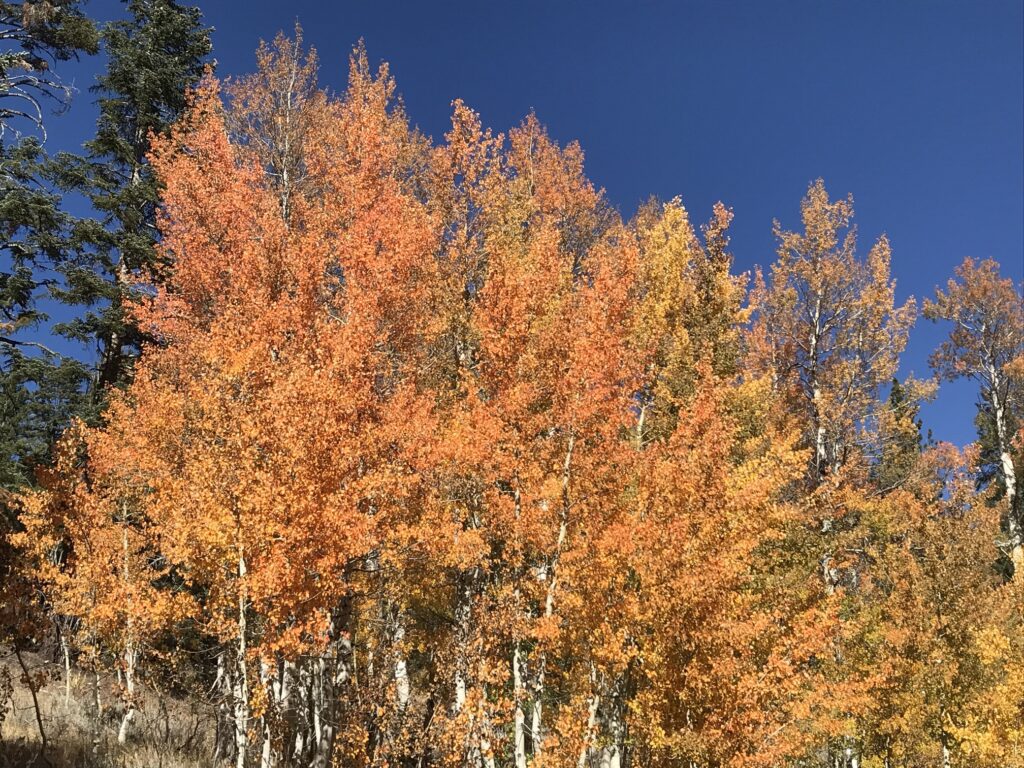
[292,661,309,763]
[259,659,276,768]
[214,649,236,764]
[393,608,410,710]
[843,741,859,768]
[116,640,138,744]
[117,521,137,745]
[92,664,103,758]
[599,697,624,768]
[311,657,328,768]
[235,545,250,768]
[988,373,1022,575]
[478,690,497,768]
[311,608,352,768]
[808,293,827,483]
[577,664,600,768]
[453,573,472,715]
[14,644,48,763]
[60,629,72,709]
[513,642,527,768]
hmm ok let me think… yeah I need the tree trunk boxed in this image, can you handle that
[598,699,624,768]
[92,664,103,758]
[117,521,137,745]
[513,642,527,768]
[989,377,1022,575]
[393,608,410,710]
[259,658,279,768]
[116,640,138,744]
[478,693,497,768]
[453,574,472,715]
[235,546,250,768]
[60,629,72,709]
[577,665,600,768]
[808,293,827,483]
[311,609,352,768]
[214,650,236,764]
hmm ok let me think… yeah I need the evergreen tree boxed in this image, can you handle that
[1,1,99,140]
[872,377,928,494]
[1,1,98,491]
[54,0,211,393]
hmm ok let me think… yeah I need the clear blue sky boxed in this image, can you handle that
[35,0,1024,446]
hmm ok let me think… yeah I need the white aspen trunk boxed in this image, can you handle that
[479,698,497,768]
[577,666,600,768]
[597,671,625,768]
[235,546,250,768]
[117,521,137,745]
[598,707,623,768]
[453,577,471,714]
[291,661,310,762]
[311,657,326,767]
[813,381,828,476]
[61,631,72,709]
[599,746,622,768]
[92,664,102,758]
[311,624,351,768]
[988,372,1022,575]
[635,401,647,450]
[513,642,527,768]
[808,293,827,482]
[215,650,235,764]
[116,641,137,744]
[274,659,293,765]
[393,611,410,710]
[259,660,274,768]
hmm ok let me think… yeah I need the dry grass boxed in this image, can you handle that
[0,649,219,768]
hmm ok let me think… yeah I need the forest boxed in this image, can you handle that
[1,2,1022,767]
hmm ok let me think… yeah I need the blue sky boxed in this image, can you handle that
[27,0,1024,446]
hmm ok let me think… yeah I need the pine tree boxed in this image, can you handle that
[871,378,929,494]
[53,0,211,394]
[1,1,98,140]
[1,1,98,490]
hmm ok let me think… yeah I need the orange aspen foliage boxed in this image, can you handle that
[16,420,183,743]
[631,198,746,445]
[837,445,1024,767]
[14,32,1022,768]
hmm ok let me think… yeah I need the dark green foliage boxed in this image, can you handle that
[872,378,926,494]
[2,0,98,490]
[0,348,89,490]
[1,1,99,138]
[2,135,92,498]
[2,1,208,494]
[53,0,211,392]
